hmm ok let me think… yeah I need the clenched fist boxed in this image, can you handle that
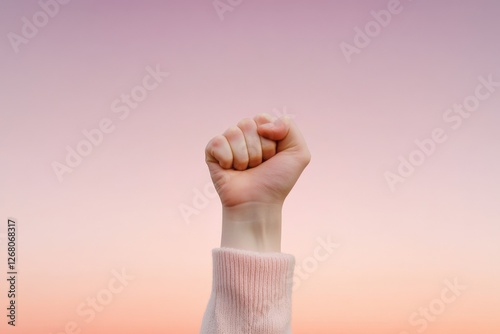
[205,113,311,208]
[205,113,310,252]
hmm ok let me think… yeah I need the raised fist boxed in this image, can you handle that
[205,113,311,208]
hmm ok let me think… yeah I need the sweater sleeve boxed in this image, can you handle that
[200,247,295,334]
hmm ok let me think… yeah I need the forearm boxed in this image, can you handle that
[221,202,283,253]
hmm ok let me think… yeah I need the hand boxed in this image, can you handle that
[204,113,311,252]
[205,113,311,208]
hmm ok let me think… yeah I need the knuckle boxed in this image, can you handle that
[212,134,226,145]
[207,135,224,150]
[223,126,241,138]
[237,118,255,131]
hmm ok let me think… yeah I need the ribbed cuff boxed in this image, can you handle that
[209,247,295,333]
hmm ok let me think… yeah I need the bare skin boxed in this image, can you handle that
[205,113,311,252]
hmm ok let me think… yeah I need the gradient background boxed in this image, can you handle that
[1,0,499,333]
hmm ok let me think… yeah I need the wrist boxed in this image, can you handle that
[221,202,283,253]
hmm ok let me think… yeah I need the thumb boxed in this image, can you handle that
[257,116,289,141]
[258,116,309,156]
